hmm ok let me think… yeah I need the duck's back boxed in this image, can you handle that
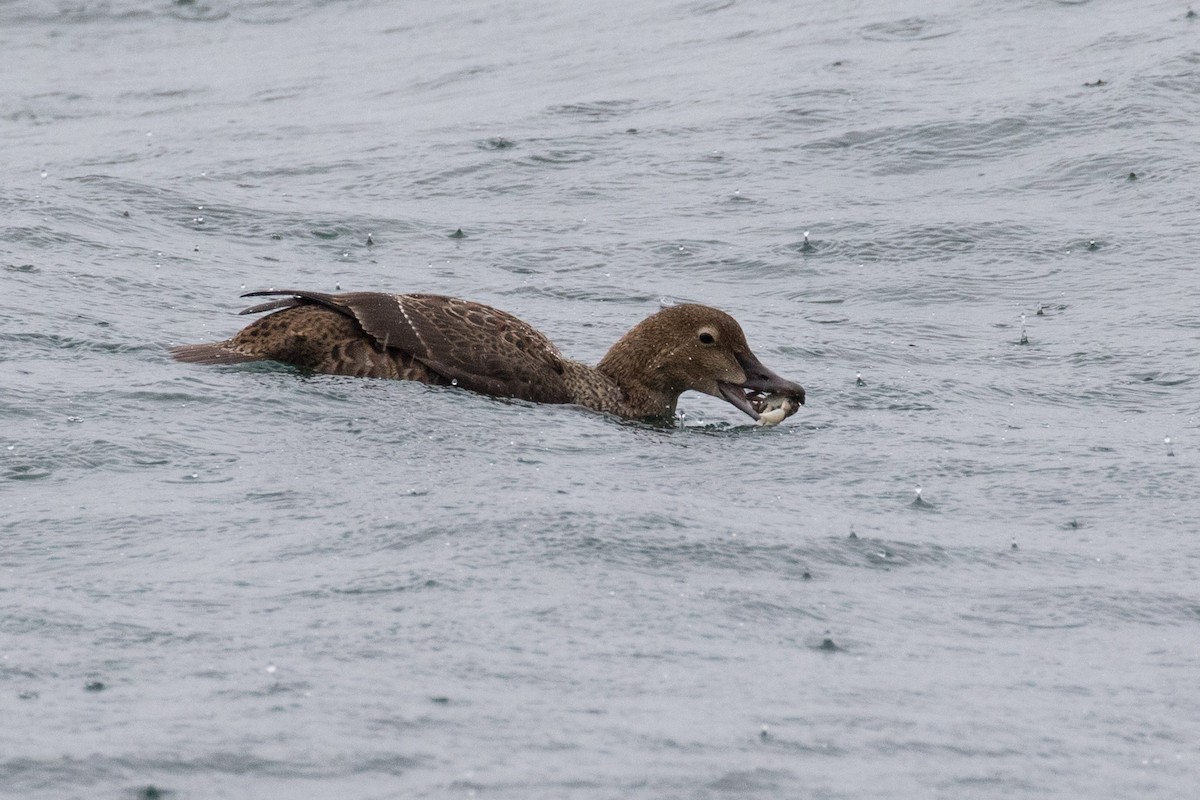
[172,291,576,404]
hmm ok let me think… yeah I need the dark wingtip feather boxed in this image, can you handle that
[238,289,344,317]
[240,289,292,298]
[239,298,303,315]
[169,343,261,365]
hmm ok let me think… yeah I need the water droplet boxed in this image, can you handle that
[910,486,934,509]
[266,664,276,674]
[40,170,48,179]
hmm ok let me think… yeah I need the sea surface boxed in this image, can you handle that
[2,0,1199,798]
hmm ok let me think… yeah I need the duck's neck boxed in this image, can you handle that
[594,337,679,418]
[557,358,677,420]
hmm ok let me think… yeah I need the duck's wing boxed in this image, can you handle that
[240,290,572,403]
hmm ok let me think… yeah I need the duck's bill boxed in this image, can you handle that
[716,352,806,422]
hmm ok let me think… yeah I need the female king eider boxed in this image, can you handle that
[172,290,805,424]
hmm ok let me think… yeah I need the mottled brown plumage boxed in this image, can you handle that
[171,290,805,422]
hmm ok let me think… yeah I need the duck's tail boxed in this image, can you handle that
[169,342,262,365]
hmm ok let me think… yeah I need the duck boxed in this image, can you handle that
[171,290,806,423]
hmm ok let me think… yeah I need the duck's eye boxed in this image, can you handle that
[698,330,716,345]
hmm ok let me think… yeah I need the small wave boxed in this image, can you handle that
[860,17,960,42]
[962,587,1200,628]
[545,99,651,121]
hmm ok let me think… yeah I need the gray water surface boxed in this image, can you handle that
[3,0,1199,798]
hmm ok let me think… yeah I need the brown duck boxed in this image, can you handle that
[171,290,806,423]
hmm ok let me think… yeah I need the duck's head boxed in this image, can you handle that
[597,303,806,421]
